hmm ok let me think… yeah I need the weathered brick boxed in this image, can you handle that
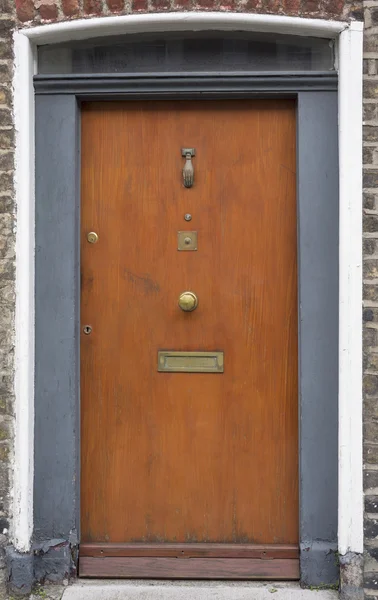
[302,0,320,12]
[262,0,281,12]
[242,0,261,8]
[365,194,378,211]
[365,215,378,234]
[365,308,376,322]
[363,102,378,121]
[0,132,14,151]
[107,0,124,8]
[0,174,12,192]
[364,239,377,256]
[365,171,378,189]
[0,0,13,10]
[365,326,378,348]
[366,496,378,514]
[0,197,13,215]
[365,545,378,562]
[38,1,59,19]
[83,0,103,13]
[365,572,378,589]
[366,353,378,373]
[62,0,79,14]
[0,155,13,173]
[365,515,378,538]
[172,0,191,9]
[282,0,300,12]
[326,0,344,16]
[150,0,171,9]
[365,127,378,144]
[365,82,378,102]
[15,0,35,21]
[365,469,378,491]
[365,284,378,303]
[365,147,378,166]
[132,0,148,9]
[365,420,378,443]
[365,261,378,279]
[365,444,378,465]
[365,34,378,54]
[365,397,378,421]
[365,374,378,396]
[371,7,378,26]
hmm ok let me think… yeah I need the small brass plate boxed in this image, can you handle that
[158,351,224,373]
[178,231,198,251]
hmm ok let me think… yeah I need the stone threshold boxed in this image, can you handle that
[61,580,339,599]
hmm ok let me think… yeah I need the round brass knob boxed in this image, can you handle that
[178,291,198,312]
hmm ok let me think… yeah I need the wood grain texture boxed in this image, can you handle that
[81,100,298,547]
[79,557,300,579]
[80,543,299,559]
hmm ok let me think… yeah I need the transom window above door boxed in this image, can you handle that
[37,31,335,74]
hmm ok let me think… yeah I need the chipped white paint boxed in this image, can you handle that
[13,12,363,555]
[13,31,36,552]
[338,20,364,556]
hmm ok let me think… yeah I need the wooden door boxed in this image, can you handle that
[80,100,299,579]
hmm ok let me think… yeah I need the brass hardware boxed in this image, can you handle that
[83,325,92,335]
[184,214,192,222]
[158,351,224,373]
[177,231,197,251]
[87,232,98,244]
[178,291,198,312]
[181,148,195,188]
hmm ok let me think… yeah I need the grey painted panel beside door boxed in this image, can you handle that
[34,95,80,541]
[33,87,338,585]
[297,93,339,584]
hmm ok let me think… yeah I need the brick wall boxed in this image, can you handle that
[15,0,362,23]
[364,3,378,598]
[0,1,15,599]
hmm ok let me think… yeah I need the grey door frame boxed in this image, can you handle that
[33,72,339,586]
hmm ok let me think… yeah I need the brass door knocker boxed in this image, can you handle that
[181,148,196,188]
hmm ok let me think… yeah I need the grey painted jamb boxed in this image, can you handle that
[297,92,339,585]
[34,95,80,542]
[33,89,339,587]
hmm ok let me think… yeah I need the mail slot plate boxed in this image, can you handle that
[158,351,224,373]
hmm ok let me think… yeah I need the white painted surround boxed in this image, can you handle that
[13,13,364,557]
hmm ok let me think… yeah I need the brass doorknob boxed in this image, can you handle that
[178,291,198,312]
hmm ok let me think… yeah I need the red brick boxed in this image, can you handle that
[15,0,35,21]
[107,0,124,9]
[219,0,237,9]
[38,2,59,19]
[302,0,320,11]
[282,0,300,12]
[173,0,192,9]
[150,0,171,9]
[132,0,148,10]
[242,0,260,10]
[83,0,103,13]
[262,0,282,11]
[195,0,216,9]
[326,0,344,16]
[62,0,80,15]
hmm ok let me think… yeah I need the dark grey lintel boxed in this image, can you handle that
[33,72,338,96]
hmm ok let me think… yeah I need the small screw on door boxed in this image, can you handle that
[83,325,92,335]
[184,214,192,222]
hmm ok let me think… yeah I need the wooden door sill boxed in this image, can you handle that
[79,544,299,579]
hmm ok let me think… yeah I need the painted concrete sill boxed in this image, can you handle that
[29,581,340,600]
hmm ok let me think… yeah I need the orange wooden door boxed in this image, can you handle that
[80,100,298,579]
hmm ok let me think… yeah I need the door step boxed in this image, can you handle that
[61,581,338,599]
